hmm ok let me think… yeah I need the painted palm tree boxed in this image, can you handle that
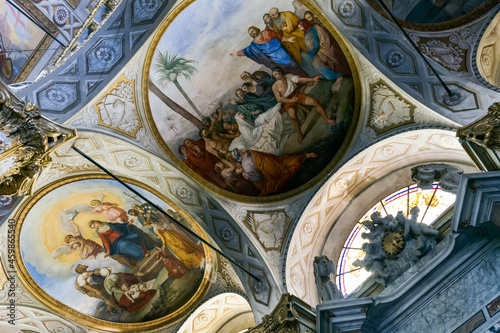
[149,79,203,130]
[154,51,204,119]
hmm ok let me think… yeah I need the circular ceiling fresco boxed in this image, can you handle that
[371,0,496,28]
[15,176,212,331]
[144,0,359,202]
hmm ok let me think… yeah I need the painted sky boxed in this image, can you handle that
[20,180,173,316]
[150,0,299,141]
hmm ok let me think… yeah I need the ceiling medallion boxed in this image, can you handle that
[143,0,361,203]
[14,175,213,331]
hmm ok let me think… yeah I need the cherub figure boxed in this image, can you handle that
[90,195,129,224]
[51,206,104,260]
[121,280,155,303]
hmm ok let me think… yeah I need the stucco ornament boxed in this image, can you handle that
[369,83,413,133]
[419,40,464,71]
[95,79,142,136]
[353,207,439,286]
[244,210,289,249]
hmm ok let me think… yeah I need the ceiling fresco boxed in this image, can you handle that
[0,1,48,84]
[144,0,359,202]
[15,176,213,331]
[381,0,489,24]
[366,0,499,31]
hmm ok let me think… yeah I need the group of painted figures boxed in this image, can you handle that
[178,7,350,197]
[53,196,204,315]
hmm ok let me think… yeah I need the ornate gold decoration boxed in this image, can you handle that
[94,74,143,137]
[456,102,500,150]
[0,81,77,196]
[141,0,362,203]
[382,231,405,256]
[248,293,315,333]
[13,174,214,332]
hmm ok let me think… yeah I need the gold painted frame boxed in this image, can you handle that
[142,0,363,204]
[366,0,498,32]
[14,174,214,332]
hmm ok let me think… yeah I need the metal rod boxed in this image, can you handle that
[380,200,389,216]
[72,146,262,282]
[6,0,66,47]
[407,185,410,217]
[336,267,362,277]
[373,0,453,96]
[420,185,439,223]
[343,247,363,251]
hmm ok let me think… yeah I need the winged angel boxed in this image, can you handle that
[51,202,106,260]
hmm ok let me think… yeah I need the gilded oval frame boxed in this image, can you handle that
[14,174,214,332]
[142,0,362,204]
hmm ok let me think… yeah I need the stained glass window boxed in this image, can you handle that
[337,183,456,297]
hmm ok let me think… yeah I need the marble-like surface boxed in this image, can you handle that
[393,246,500,333]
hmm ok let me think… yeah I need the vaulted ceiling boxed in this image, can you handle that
[1,0,499,332]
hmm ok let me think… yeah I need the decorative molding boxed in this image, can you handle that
[94,75,142,137]
[457,101,500,149]
[243,210,292,251]
[248,293,315,333]
[368,81,415,134]
[285,129,477,306]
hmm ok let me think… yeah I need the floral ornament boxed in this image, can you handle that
[124,156,140,167]
[386,50,405,67]
[53,6,70,27]
[220,226,234,242]
[175,185,192,199]
[303,222,315,236]
[382,145,396,156]
[0,196,12,207]
[339,0,355,18]
[443,91,464,106]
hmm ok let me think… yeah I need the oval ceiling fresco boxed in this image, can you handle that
[144,0,359,202]
[15,176,212,331]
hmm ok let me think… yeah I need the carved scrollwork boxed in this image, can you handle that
[248,293,311,333]
[456,102,500,150]
[0,81,77,196]
[411,164,464,193]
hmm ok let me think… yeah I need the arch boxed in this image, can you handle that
[177,293,255,333]
[8,131,281,324]
[284,128,478,306]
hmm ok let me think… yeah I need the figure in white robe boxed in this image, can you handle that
[228,103,292,156]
